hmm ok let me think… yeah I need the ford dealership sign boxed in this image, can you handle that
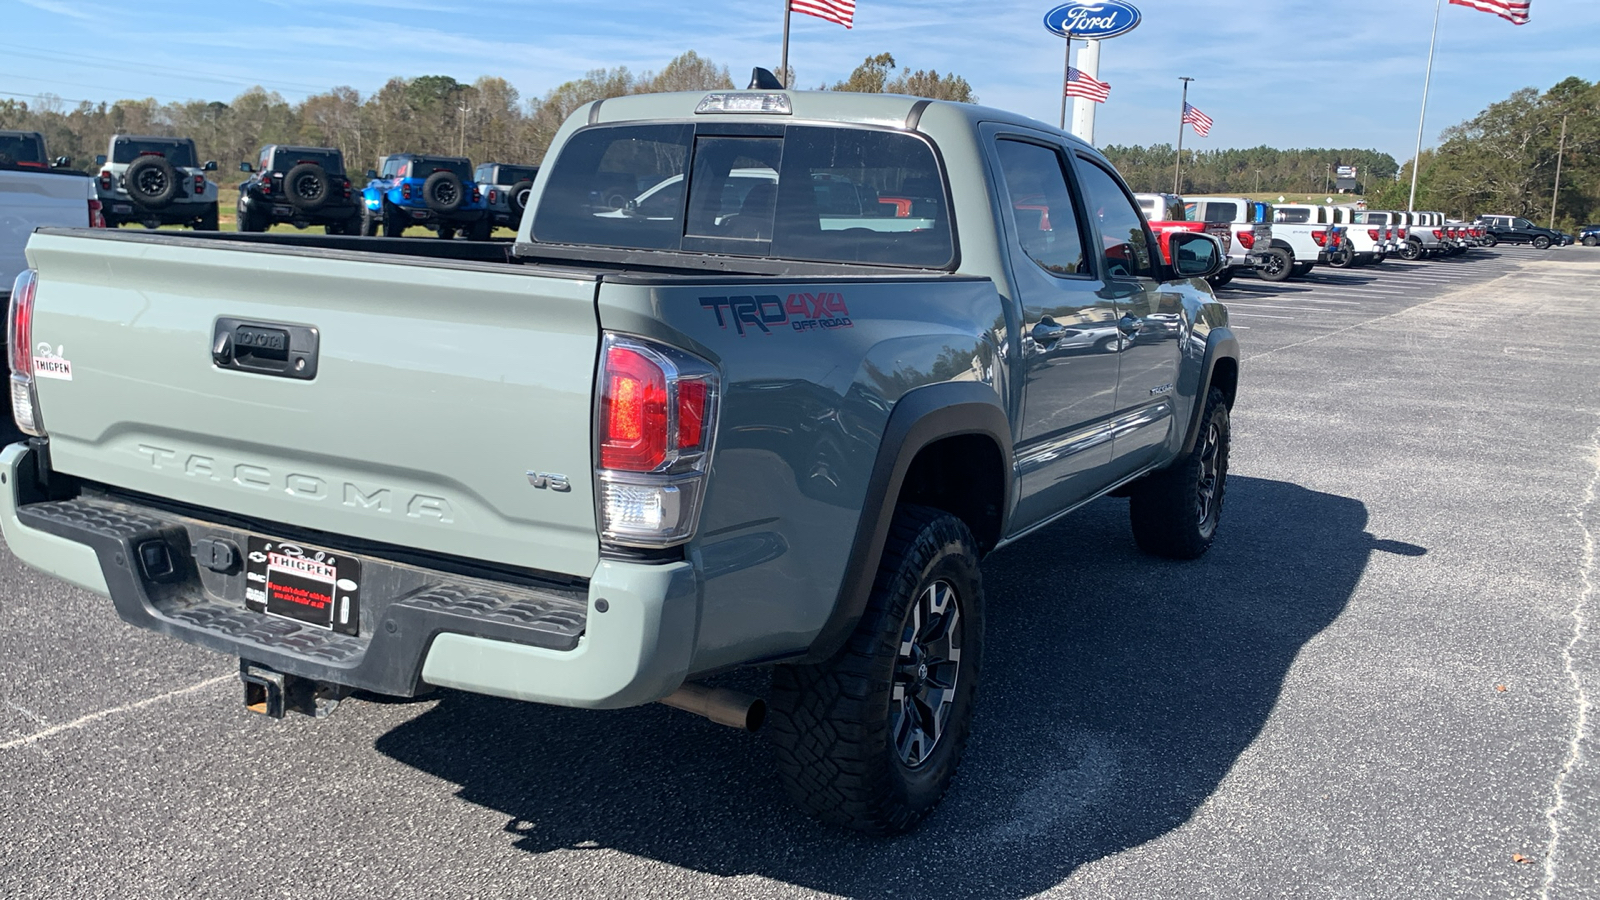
[1043,1,1142,39]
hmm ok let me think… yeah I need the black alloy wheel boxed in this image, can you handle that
[1533,235,1552,250]
[890,579,964,769]
[1257,247,1293,282]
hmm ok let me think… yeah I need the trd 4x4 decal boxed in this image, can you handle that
[700,293,853,336]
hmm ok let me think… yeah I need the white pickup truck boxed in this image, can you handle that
[1355,210,1408,258]
[1276,204,1379,268]
[1398,211,1448,260]
[1181,196,1277,281]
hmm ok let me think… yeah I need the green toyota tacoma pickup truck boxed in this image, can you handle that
[3,79,1238,834]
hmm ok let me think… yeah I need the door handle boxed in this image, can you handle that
[1031,321,1067,343]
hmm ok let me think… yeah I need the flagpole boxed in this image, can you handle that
[779,0,792,87]
[1550,112,1568,230]
[1408,0,1442,213]
[1059,34,1073,130]
[1173,77,1192,194]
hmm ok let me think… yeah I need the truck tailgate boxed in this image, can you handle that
[22,231,601,577]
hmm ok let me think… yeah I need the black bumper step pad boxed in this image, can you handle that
[16,495,588,696]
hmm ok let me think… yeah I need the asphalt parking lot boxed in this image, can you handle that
[2,245,1596,899]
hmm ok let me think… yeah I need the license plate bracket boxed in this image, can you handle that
[244,536,360,636]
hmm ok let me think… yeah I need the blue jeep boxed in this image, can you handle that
[359,153,489,239]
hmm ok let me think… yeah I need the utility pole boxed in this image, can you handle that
[1325,163,1331,194]
[457,104,471,156]
[1173,77,1193,194]
[1550,113,1568,230]
[1254,169,1261,193]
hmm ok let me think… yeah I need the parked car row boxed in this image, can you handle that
[1131,192,1563,288]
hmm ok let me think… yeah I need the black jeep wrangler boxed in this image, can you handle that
[237,145,361,234]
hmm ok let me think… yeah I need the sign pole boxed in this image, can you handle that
[1070,39,1101,144]
[1408,0,1442,213]
[779,0,792,87]
[1059,34,1073,130]
[1173,76,1192,194]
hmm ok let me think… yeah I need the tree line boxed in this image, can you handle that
[1102,145,1400,198]
[0,51,972,176]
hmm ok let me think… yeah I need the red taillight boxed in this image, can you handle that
[9,270,36,377]
[98,171,113,191]
[472,187,481,203]
[1433,229,1443,239]
[601,344,670,472]
[1237,230,1255,249]
[88,198,105,228]
[342,179,351,198]
[194,174,205,195]
[1312,230,1327,247]
[402,184,412,200]
[488,189,497,203]
[1368,229,1380,242]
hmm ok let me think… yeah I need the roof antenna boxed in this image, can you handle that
[749,67,784,90]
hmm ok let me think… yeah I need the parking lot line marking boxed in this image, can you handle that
[1227,304,1329,312]
[1227,312,1295,319]
[1288,298,1363,305]
[0,675,234,751]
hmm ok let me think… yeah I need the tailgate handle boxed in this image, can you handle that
[212,317,320,380]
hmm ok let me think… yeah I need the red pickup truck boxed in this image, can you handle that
[1136,192,1234,286]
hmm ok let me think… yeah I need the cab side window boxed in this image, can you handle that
[380,158,400,179]
[992,139,1088,277]
[1075,157,1157,280]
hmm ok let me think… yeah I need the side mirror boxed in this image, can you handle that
[52,156,70,168]
[203,160,218,172]
[95,154,107,166]
[239,162,254,173]
[365,169,378,180]
[1169,231,1224,280]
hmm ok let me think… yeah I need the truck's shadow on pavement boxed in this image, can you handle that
[376,475,1416,899]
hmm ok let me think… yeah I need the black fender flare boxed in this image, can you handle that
[798,381,1013,664]
[1181,327,1241,455]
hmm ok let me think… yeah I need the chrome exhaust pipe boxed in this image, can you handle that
[659,683,766,732]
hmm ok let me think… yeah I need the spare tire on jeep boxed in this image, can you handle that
[509,179,533,214]
[423,170,465,213]
[124,155,179,209]
[284,163,330,212]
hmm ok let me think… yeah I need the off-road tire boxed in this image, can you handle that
[1290,262,1314,278]
[124,155,179,209]
[359,207,379,236]
[1129,387,1230,560]
[1533,235,1551,250]
[325,215,357,236]
[509,179,533,214]
[437,225,456,240]
[381,201,407,238]
[468,218,493,241]
[769,505,984,836]
[236,201,266,233]
[1400,239,1423,260]
[1257,247,1293,282]
[422,170,465,213]
[195,202,219,231]
[284,163,330,212]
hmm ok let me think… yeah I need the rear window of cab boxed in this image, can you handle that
[531,123,955,269]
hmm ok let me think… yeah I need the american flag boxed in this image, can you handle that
[1064,67,1111,103]
[1183,103,1213,138]
[1449,0,1531,25]
[791,0,855,28]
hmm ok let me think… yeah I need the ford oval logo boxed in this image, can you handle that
[1044,1,1142,40]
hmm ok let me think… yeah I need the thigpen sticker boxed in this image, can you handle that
[33,342,72,381]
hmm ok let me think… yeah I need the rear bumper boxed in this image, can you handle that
[101,198,214,225]
[240,194,359,225]
[0,443,696,709]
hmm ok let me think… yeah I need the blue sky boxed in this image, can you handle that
[4,0,1596,162]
